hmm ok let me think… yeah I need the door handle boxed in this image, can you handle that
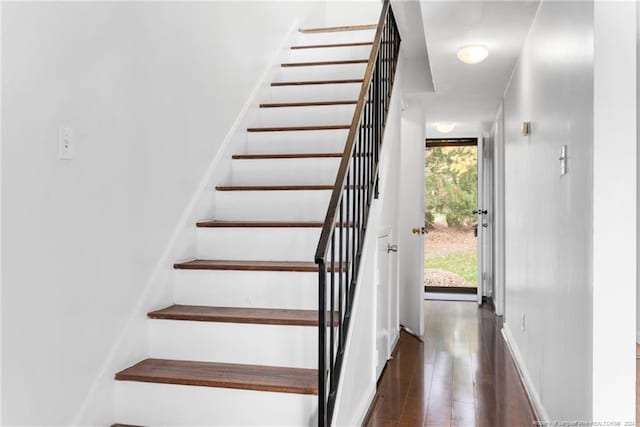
[412,227,427,235]
[387,244,398,253]
[473,209,488,215]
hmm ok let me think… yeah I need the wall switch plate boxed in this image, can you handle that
[521,312,526,332]
[59,127,73,160]
[559,145,567,175]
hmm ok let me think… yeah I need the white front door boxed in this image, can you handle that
[398,105,425,336]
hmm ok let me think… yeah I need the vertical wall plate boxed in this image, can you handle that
[520,121,530,136]
[59,127,73,160]
[559,145,567,175]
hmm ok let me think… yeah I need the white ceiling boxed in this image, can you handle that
[419,1,540,137]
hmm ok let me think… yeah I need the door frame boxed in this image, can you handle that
[424,137,483,303]
[493,102,506,317]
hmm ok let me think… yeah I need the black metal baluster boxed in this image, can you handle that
[329,231,335,393]
[345,172,351,310]
[314,3,401,424]
[339,201,344,348]
[318,264,327,427]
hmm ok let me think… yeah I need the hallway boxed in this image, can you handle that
[364,301,536,426]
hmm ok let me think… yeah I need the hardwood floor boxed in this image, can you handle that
[364,301,537,427]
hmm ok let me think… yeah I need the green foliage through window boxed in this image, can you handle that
[425,146,477,229]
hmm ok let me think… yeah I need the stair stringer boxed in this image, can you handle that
[69,21,302,426]
[330,53,405,427]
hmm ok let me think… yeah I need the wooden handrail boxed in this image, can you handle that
[315,0,392,263]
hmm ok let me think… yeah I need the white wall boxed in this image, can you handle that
[502,0,593,420]
[324,0,381,28]
[1,2,325,424]
[592,1,636,421]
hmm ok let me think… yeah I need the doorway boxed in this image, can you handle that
[424,138,480,301]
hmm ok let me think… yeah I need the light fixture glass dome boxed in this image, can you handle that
[457,45,489,64]
[435,122,456,133]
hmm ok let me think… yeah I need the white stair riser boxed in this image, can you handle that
[174,270,318,309]
[115,382,317,426]
[268,83,362,103]
[231,157,340,186]
[149,320,317,368]
[215,190,331,221]
[196,227,320,261]
[246,129,347,154]
[287,45,372,63]
[255,104,355,127]
[296,29,376,45]
[277,62,366,82]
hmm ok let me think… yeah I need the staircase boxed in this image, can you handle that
[112,24,378,427]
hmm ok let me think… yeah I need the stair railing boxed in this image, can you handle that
[314,1,401,426]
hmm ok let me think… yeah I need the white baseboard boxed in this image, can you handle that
[501,323,549,423]
[424,292,477,301]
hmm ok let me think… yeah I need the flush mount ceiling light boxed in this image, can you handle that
[436,122,456,133]
[457,45,489,64]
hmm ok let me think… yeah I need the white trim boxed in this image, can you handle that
[0,2,4,423]
[350,388,376,427]
[501,323,549,424]
[492,101,506,318]
[423,292,477,302]
[70,21,301,425]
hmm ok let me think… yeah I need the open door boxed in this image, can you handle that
[476,137,485,305]
[398,105,425,337]
[475,136,495,306]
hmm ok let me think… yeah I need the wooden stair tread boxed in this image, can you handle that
[196,220,325,228]
[174,259,346,272]
[260,100,357,108]
[216,184,333,191]
[299,24,377,33]
[115,358,318,395]
[291,41,373,50]
[232,153,343,160]
[271,79,363,87]
[148,304,338,326]
[247,124,350,132]
[282,59,368,67]
[196,220,354,228]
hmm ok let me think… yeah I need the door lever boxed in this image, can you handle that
[387,244,398,253]
[412,227,427,235]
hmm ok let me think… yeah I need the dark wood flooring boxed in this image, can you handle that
[364,301,537,427]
